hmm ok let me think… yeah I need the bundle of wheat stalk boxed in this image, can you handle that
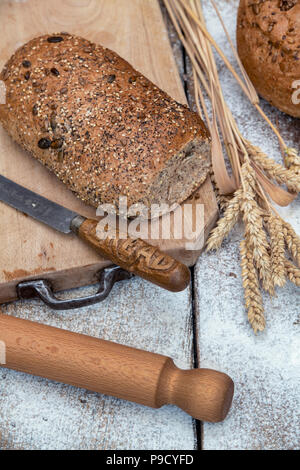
[163,0,300,333]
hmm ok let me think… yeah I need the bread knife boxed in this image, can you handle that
[0,175,190,292]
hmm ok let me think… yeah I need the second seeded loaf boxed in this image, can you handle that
[0,33,211,215]
[237,0,300,118]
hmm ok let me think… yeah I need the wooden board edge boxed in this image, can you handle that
[0,261,111,304]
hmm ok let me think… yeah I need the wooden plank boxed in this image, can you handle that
[195,239,300,450]
[0,0,218,303]
[194,0,300,450]
[0,0,196,451]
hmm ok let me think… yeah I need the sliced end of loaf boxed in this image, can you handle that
[144,138,211,214]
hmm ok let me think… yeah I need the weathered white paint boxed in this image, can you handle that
[195,0,300,450]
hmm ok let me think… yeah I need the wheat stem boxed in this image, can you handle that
[164,0,300,334]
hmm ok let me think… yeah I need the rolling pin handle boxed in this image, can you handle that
[157,359,234,423]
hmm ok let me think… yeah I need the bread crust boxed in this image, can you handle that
[237,0,300,118]
[0,33,211,213]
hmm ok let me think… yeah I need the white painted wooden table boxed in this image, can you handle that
[0,0,299,450]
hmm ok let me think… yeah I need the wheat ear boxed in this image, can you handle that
[266,215,286,287]
[240,238,265,333]
[246,141,300,193]
[284,148,300,174]
[285,260,300,287]
[206,189,242,250]
[282,221,300,267]
[240,162,274,294]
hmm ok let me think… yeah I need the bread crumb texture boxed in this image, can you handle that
[0,33,211,212]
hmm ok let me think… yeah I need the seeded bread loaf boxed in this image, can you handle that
[237,0,300,118]
[0,33,211,215]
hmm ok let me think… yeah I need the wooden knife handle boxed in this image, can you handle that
[0,314,234,422]
[72,217,191,292]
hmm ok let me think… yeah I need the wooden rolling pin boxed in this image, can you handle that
[0,314,234,422]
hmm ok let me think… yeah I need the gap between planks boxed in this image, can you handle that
[160,0,202,451]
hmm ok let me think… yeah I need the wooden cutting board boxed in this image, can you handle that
[0,0,218,303]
